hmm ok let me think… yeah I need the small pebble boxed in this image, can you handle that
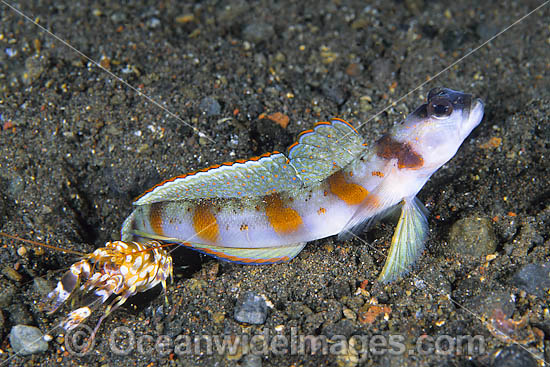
[266,112,289,129]
[241,354,262,367]
[176,14,194,24]
[146,17,161,29]
[493,345,537,367]
[9,303,34,325]
[242,23,274,43]
[448,215,497,258]
[9,325,49,355]
[512,262,550,298]
[321,319,356,339]
[17,246,27,257]
[22,55,46,85]
[476,22,499,40]
[370,59,394,84]
[1,265,22,282]
[199,97,221,116]
[234,292,267,325]
[5,171,25,197]
[441,28,467,52]
[343,308,356,321]
[321,82,347,106]
[0,281,15,308]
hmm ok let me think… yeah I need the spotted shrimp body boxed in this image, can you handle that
[122,88,484,282]
[46,240,172,338]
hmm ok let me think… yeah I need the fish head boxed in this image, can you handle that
[399,87,485,170]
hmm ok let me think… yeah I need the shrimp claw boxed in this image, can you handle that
[45,240,173,337]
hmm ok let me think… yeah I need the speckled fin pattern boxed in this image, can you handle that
[287,118,365,182]
[134,118,365,205]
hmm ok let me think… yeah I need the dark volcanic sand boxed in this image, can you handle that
[0,1,549,366]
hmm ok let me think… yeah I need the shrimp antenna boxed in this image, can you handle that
[0,232,86,257]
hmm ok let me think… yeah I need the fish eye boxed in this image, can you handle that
[427,97,453,119]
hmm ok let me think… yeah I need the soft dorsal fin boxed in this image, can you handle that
[134,152,302,204]
[134,118,366,205]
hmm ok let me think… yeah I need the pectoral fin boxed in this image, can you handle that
[378,197,428,283]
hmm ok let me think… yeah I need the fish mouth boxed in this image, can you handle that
[471,98,484,114]
[458,96,484,139]
[466,97,485,132]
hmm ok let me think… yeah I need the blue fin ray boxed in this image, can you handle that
[378,197,428,282]
[287,119,365,183]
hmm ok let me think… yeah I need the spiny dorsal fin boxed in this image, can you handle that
[287,118,366,183]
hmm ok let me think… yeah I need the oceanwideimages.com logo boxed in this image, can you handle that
[64,324,485,359]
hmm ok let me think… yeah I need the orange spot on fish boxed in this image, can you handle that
[376,134,424,169]
[318,207,326,215]
[328,171,368,205]
[192,203,219,243]
[149,203,165,236]
[265,194,303,235]
[371,171,384,177]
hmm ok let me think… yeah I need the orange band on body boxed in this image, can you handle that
[328,171,369,205]
[149,202,165,236]
[265,194,303,235]
[192,203,220,243]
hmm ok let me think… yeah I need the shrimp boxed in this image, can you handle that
[0,233,173,343]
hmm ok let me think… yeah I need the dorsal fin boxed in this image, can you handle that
[134,152,302,204]
[287,118,366,183]
[134,118,366,205]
